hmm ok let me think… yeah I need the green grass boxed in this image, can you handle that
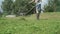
[0,12,60,34]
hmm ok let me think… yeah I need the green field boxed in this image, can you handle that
[0,12,60,34]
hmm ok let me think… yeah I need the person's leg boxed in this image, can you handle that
[36,8,40,20]
[37,13,40,20]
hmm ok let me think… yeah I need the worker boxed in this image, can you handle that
[29,0,41,20]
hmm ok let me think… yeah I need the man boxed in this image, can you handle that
[29,0,41,20]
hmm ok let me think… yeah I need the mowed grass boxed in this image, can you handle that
[0,12,60,34]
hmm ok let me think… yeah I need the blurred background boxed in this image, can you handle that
[0,0,59,17]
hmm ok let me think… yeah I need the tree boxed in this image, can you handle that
[44,0,59,12]
[2,0,35,16]
[2,0,13,15]
[13,0,35,16]
[44,0,54,12]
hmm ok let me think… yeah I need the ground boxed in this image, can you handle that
[0,12,60,34]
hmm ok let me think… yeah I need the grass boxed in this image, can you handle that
[0,12,60,34]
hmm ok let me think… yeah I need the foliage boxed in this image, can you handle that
[2,0,35,15]
[14,0,35,15]
[44,0,60,12]
[2,0,13,15]
[0,12,60,34]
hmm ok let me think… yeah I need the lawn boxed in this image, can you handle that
[0,12,60,34]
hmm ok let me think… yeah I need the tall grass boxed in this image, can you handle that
[0,12,60,34]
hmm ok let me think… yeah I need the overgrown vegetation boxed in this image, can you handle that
[0,12,60,34]
[2,0,35,15]
[1,0,60,16]
[44,0,60,12]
